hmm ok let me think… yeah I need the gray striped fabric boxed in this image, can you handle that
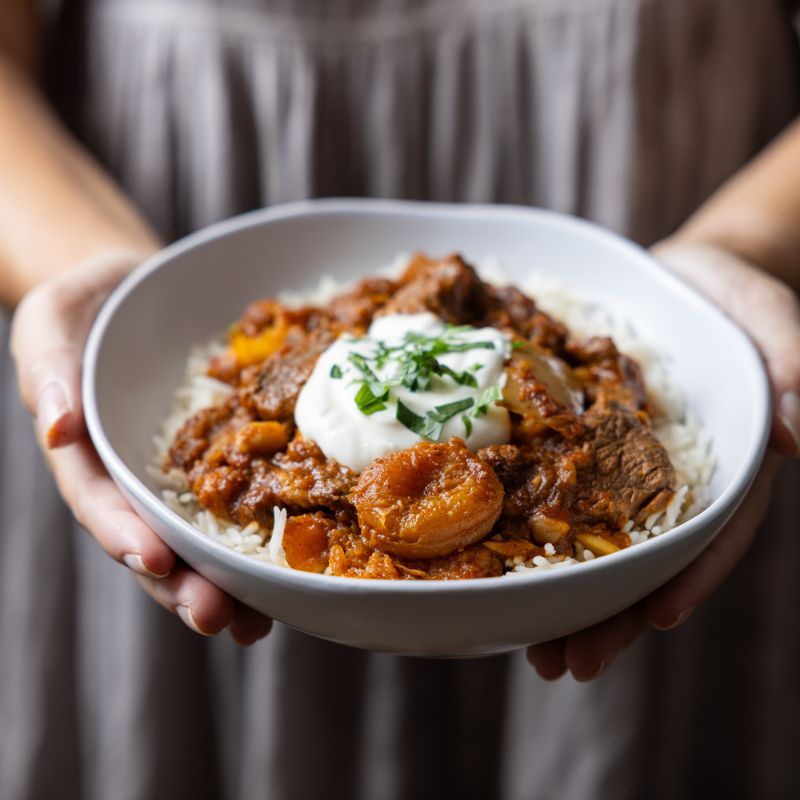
[2,1,799,797]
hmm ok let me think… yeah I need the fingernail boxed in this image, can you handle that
[37,383,70,447]
[778,391,800,457]
[176,604,211,636]
[653,606,695,631]
[122,553,170,579]
[576,658,609,682]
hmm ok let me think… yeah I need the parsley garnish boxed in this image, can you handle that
[396,400,445,440]
[427,397,475,422]
[394,392,505,440]
[473,385,503,416]
[338,324,506,439]
[354,383,389,415]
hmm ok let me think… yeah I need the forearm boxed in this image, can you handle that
[0,57,158,307]
[673,117,800,292]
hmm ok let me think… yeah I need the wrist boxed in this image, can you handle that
[666,211,800,293]
[2,240,160,309]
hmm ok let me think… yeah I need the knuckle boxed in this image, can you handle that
[10,287,55,362]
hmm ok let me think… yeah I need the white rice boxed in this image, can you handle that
[151,258,715,575]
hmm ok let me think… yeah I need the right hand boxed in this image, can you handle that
[10,251,273,644]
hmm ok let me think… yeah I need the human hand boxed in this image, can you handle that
[10,251,273,644]
[527,241,800,680]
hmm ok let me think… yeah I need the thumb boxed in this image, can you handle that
[10,250,147,448]
[21,343,84,448]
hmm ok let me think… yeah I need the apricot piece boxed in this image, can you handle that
[230,319,289,367]
[351,438,504,559]
[282,513,332,573]
[234,421,290,456]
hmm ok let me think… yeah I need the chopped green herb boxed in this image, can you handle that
[473,385,503,416]
[438,364,479,388]
[354,382,388,415]
[458,385,503,435]
[511,340,525,350]
[440,340,496,353]
[348,352,387,397]
[396,400,444,440]
[428,397,475,423]
[342,323,507,432]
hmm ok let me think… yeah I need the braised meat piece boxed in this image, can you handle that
[239,328,335,422]
[480,402,674,541]
[575,403,675,527]
[484,285,569,352]
[326,277,397,330]
[192,464,251,520]
[378,253,489,324]
[479,443,579,544]
[567,336,647,411]
[229,438,357,525]
[168,400,238,471]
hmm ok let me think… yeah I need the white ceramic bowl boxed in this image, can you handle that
[83,199,770,657]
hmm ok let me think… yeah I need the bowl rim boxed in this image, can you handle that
[83,198,771,595]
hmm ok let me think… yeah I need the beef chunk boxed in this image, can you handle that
[379,254,488,324]
[481,403,674,535]
[230,438,358,525]
[168,401,236,471]
[484,285,569,352]
[327,277,397,330]
[567,336,647,411]
[239,329,334,421]
[480,443,579,527]
[575,404,674,527]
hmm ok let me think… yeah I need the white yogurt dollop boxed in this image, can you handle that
[295,313,511,472]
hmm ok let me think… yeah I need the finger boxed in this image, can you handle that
[10,250,147,449]
[647,453,780,629]
[774,391,800,458]
[136,566,235,636]
[563,603,648,681]
[48,436,176,578]
[12,285,86,447]
[229,601,273,646]
[526,638,567,680]
[28,345,85,448]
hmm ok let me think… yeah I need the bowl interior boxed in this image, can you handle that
[90,201,766,519]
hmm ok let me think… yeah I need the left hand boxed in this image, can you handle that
[527,240,800,681]
[11,252,273,645]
